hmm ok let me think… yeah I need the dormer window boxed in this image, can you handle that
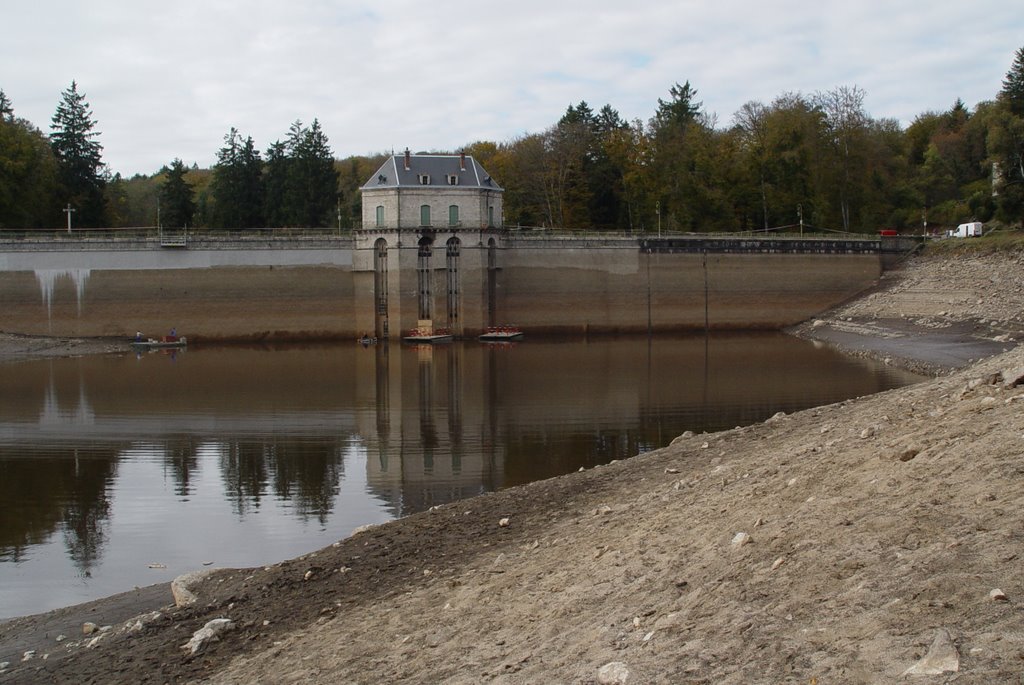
[447,175,459,186]
[418,174,430,185]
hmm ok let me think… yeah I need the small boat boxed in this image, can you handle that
[357,335,378,347]
[403,327,453,344]
[131,335,187,349]
[478,325,524,342]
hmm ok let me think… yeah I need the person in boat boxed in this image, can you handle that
[135,331,142,342]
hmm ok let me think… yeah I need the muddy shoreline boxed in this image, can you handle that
[2,250,1023,683]
[0,332,125,364]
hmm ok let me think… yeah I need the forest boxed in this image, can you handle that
[2,46,1023,234]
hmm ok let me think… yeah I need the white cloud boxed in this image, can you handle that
[2,0,1021,176]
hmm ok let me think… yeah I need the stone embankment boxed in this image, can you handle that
[1,248,1023,684]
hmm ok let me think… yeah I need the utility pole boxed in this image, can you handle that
[63,204,75,233]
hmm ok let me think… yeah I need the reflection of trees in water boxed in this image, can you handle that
[163,437,200,497]
[220,442,270,516]
[218,439,345,526]
[0,447,119,577]
[270,441,345,526]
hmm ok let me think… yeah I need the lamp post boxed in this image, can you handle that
[656,201,661,238]
[63,204,75,234]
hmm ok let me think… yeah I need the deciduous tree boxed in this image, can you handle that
[814,85,870,231]
[0,96,59,228]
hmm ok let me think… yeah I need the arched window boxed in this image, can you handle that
[373,238,389,336]
[446,237,460,326]
[487,238,497,326]
[420,204,431,227]
[417,237,433,320]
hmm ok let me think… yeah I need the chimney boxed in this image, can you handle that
[459,151,466,171]
[404,147,411,171]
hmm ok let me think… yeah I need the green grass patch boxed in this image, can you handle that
[923,226,1024,256]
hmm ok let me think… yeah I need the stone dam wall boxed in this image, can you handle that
[0,234,888,341]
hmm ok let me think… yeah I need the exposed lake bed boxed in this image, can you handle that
[2,249,1023,684]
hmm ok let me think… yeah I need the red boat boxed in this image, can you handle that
[478,325,523,342]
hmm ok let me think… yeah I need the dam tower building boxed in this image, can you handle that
[355,149,506,340]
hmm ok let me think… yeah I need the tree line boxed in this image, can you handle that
[0,83,342,230]
[2,46,1023,232]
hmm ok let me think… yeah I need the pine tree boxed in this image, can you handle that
[1001,46,1024,117]
[282,120,308,226]
[159,159,195,228]
[652,81,703,130]
[237,135,264,227]
[50,81,106,227]
[0,90,13,121]
[648,81,707,231]
[287,119,338,227]
[993,46,1024,222]
[263,140,289,228]
[211,128,264,228]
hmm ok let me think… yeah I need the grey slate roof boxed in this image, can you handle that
[361,153,503,191]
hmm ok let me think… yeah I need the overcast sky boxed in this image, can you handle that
[3,1,1021,177]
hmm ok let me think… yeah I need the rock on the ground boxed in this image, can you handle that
[597,661,630,684]
[902,628,959,676]
[182,618,235,655]
[172,569,215,607]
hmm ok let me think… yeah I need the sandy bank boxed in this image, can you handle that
[0,332,124,364]
[2,249,1023,684]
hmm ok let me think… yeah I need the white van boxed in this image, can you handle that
[952,221,983,238]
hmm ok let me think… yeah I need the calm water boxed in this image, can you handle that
[0,334,922,619]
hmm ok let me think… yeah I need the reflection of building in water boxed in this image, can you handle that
[356,343,505,518]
